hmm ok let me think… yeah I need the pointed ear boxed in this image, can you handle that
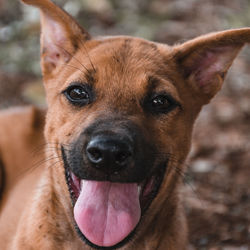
[173,28,250,104]
[21,0,90,79]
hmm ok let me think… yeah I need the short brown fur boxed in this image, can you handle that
[0,0,249,249]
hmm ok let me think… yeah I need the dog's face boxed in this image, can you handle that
[22,0,250,249]
[45,37,194,248]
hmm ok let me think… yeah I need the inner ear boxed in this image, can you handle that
[182,45,242,92]
[40,16,77,74]
[22,0,91,79]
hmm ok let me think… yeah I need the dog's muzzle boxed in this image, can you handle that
[62,117,168,249]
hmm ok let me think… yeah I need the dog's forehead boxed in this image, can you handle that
[89,36,170,70]
[67,37,177,96]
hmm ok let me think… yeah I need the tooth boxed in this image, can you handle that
[138,185,141,195]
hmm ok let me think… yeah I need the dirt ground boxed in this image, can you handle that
[0,0,250,249]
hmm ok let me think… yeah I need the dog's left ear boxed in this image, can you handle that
[173,28,250,104]
[21,0,90,79]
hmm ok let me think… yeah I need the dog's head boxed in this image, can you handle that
[21,0,250,248]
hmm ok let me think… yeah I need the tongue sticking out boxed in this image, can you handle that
[74,181,141,247]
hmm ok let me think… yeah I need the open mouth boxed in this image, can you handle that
[62,148,167,249]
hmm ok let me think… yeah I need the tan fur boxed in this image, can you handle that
[0,0,249,249]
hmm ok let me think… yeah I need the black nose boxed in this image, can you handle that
[86,135,133,173]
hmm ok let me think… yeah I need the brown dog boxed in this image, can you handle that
[0,0,249,249]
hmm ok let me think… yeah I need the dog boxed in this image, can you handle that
[0,0,249,249]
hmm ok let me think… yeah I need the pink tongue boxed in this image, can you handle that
[74,181,141,247]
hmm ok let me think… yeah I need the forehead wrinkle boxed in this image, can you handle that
[145,75,161,95]
[84,68,97,85]
[110,40,133,72]
[142,74,181,103]
[110,39,160,69]
[61,67,97,90]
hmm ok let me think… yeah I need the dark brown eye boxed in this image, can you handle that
[143,93,179,115]
[152,95,170,108]
[64,84,92,106]
[69,87,88,100]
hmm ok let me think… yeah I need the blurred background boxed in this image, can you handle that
[0,0,250,249]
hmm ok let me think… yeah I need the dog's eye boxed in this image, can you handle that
[68,87,88,100]
[151,95,172,113]
[144,93,179,115]
[152,95,169,108]
[64,85,91,106]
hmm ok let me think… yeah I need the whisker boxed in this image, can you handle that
[29,142,71,156]
[55,43,91,75]
[47,159,64,169]
[16,155,63,180]
[58,63,86,76]
[153,152,203,201]
[32,155,62,168]
[77,37,96,73]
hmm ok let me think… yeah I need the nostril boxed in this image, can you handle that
[115,151,131,165]
[86,147,103,164]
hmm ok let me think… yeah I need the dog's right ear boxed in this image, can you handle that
[21,0,90,79]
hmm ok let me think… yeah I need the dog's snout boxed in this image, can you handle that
[86,135,133,173]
